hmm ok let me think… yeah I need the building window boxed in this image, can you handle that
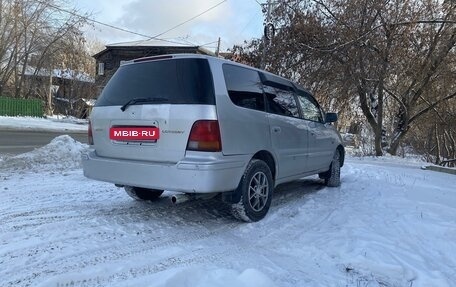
[98,62,105,76]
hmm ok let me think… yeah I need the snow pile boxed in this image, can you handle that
[348,153,426,166]
[0,135,88,172]
[150,267,275,287]
[0,116,87,132]
[46,267,276,287]
[46,115,89,125]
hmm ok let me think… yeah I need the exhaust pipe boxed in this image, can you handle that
[171,194,191,204]
[170,192,219,205]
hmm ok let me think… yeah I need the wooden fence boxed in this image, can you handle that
[0,97,43,117]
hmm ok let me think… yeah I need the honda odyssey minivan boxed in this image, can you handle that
[82,54,344,222]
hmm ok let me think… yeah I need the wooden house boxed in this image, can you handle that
[92,40,215,91]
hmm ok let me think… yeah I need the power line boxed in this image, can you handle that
[151,0,228,39]
[175,37,196,46]
[35,0,230,53]
[33,0,195,46]
[199,40,219,46]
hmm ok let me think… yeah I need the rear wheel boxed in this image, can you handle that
[124,186,164,201]
[320,151,341,187]
[231,159,273,222]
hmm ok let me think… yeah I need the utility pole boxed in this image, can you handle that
[260,0,273,69]
[48,67,53,116]
[215,37,221,57]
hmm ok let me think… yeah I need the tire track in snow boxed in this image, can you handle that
[1,197,232,251]
[3,174,343,287]
[1,200,239,287]
[51,241,251,287]
[0,195,233,231]
[3,224,239,287]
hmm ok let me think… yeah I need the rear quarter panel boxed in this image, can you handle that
[208,60,272,157]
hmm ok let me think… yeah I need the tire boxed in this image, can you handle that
[322,151,341,187]
[231,159,273,222]
[124,186,164,201]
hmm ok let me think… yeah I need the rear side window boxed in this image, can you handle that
[223,64,265,112]
[96,58,215,106]
[264,86,300,118]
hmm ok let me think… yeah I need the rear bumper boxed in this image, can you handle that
[82,151,249,193]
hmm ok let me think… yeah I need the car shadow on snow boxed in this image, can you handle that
[272,176,326,207]
[92,177,327,225]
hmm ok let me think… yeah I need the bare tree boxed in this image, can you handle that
[232,0,456,158]
[0,0,92,114]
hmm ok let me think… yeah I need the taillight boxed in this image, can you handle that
[88,120,94,145]
[186,120,222,152]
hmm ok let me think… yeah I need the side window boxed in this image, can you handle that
[297,93,324,122]
[264,86,300,118]
[223,64,265,112]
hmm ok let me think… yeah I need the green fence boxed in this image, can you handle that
[0,97,43,117]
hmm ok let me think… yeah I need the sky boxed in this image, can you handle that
[69,0,265,54]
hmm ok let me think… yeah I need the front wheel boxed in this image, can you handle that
[231,159,273,222]
[321,151,341,187]
[124,186,164,201]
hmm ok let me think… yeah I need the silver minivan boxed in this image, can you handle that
[82,54,344,222]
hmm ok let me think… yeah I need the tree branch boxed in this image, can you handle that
[418,95,448,124]
[298,19,456,53]
[409,22,450,104]
[410,91,456,124]
[383,86,407,112]
[392,20,456,25]
[310,0,347,27]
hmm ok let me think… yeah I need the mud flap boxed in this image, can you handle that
[221,185,242,204]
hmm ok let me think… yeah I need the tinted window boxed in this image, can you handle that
[96,59,215,106]
[223,64,265,112]
[264,86,300,118]
[297,92,323,122]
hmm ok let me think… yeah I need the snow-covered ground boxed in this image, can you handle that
[0,116,87,132]
[0,136,455,287]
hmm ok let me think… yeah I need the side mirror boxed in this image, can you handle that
[325,112,338,123]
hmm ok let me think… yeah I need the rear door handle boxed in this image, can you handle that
[272,127,281,133]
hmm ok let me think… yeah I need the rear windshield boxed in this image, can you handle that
[96,58,215,106]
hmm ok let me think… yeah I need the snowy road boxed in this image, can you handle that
[1,137,455,287]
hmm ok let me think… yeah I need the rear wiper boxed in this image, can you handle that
[120,97,169,112]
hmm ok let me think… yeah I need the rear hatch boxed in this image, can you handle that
[91,57,216,163]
